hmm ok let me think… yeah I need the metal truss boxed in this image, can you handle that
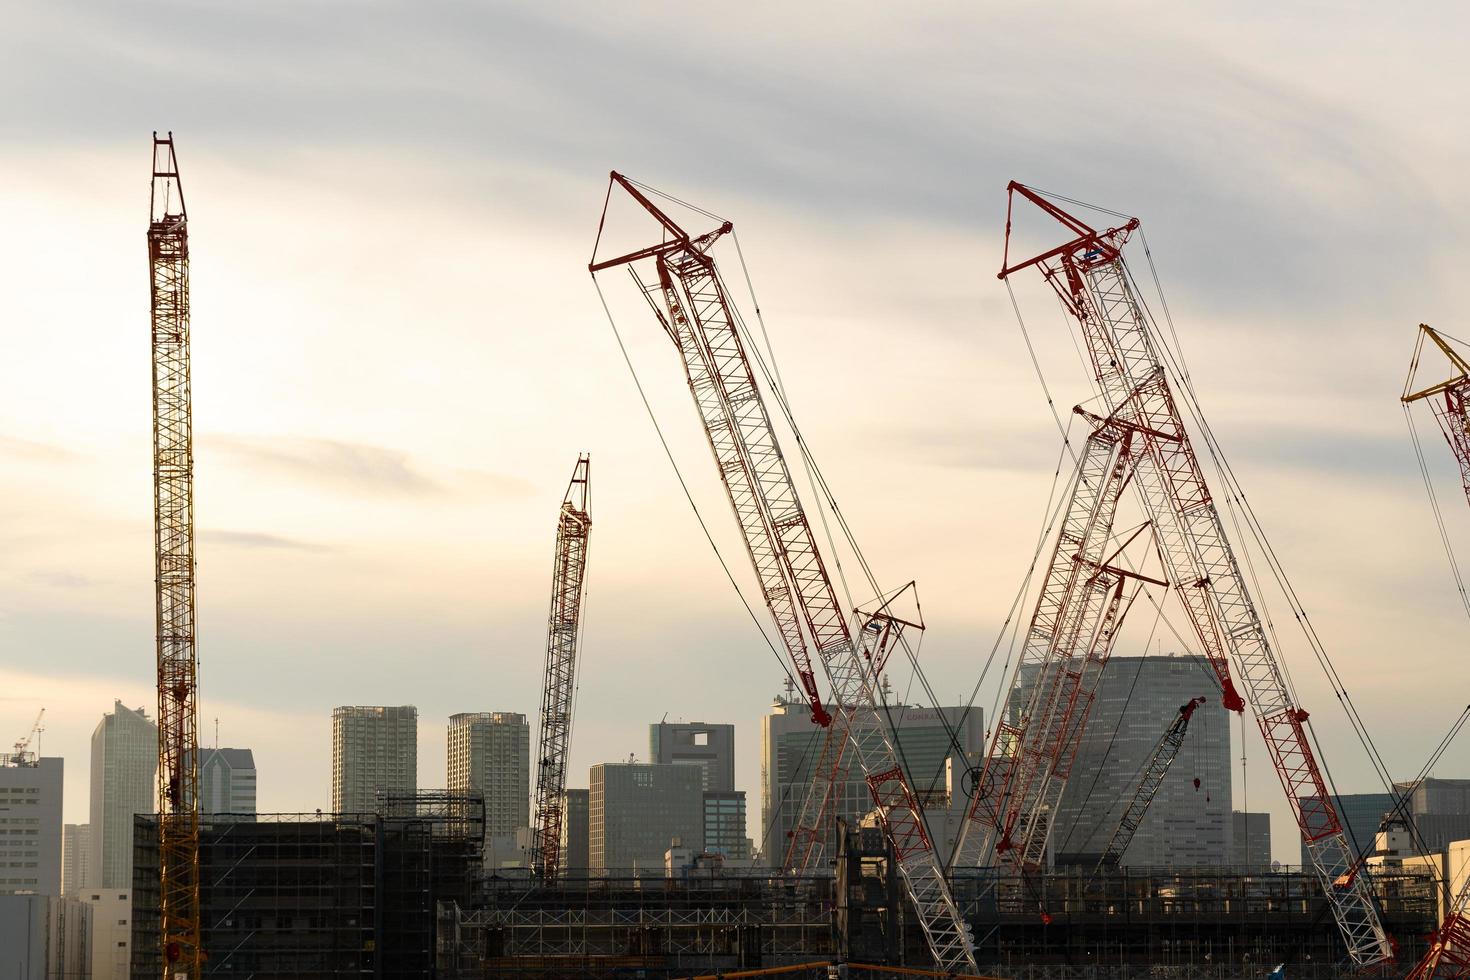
[1404,323,1470,510]
[1093,697,1205,874]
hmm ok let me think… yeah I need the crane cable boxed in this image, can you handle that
[1401,400,1470,622]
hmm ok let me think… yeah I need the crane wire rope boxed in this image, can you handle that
[1401,401,1470,621]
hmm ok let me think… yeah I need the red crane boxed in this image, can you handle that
[591,173,977,973]
[1404,323,1470,509]
[985,182,1390,965]
[529,456,591,882]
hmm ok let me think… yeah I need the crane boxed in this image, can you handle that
[529,455,592,882]
[591,173,977,973]
[148,132,203,977]
[1403,324,1470,509]
[1091,697,1206,875]
[983,181,1391,965]
[5,709,45,767]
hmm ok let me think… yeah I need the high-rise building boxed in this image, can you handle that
[702,790,748,859]
[1232,811,1272,870]
[589,763,703,875]
[90,701,156,890]
[1394,777,1470,816]
[0,755,63,896]
[196,747,258,815]
[447,711,529,837]
[1297,792,1395,868]
[761,694,984,867]
[332,705,417,813]
[650,721,735,792]
[62,822,91,894]
[1015,655,1231,868]
[560,788,589,878]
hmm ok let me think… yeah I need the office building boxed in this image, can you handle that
[448,711,530,837]
[1016,655,1232,868]
[332,705,417,813]
[1298,792,1394,868]
[196,747,258,815]
[761,693,984,867]
[0,755,62,896]
[589,762,703,874]
[561,787,589,877]
[0,893,90,980]
[63,822,91,894]
[1232,811,1272,870]
[1394,777,1470,816]
[703,790,749,859]
[90,700,156,889]
[83,887,131,980]
[650,721,736,791]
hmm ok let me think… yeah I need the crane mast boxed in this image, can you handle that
[1404,323,1470,509]
[591,173,977,973]
[530,456,592,882]
[1092,697,1205,875]
[148,132,203,978]
[993,181,1390,965]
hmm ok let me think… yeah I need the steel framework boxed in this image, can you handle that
[989,181,1390,965]
[1404,323,1470,510]
[530,456,592,882]
[591,172,976,972]
[1092,697,1206,875]
[148,132,202,978]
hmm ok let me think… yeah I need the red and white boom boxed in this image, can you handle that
[591,173,977,973]
[988,182,1390,965]
[530,456,592,882]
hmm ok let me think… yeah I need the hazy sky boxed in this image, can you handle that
[2,3,1468,864]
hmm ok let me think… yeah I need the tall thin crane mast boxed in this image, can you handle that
[148,132,203,977]
[591,173,977,973]
[1092,697,1205,875]
[1404,323,1470,509]
[530,456,592,882]
[994,182,1390,965]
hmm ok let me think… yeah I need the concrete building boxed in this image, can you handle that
[702,790,748,859]
[1232,811,1272,870]
[0,755,62,896]
[0,893,90,980]
[82,887,131,980]
[650,721,736,791]
[448,711,529,838]
[50,895,91,980]
[196,747,257,815]
[1298,792,1394,868]
[561,787,589,878]
[761,694,984,867]
[1015,655,1231,868]
[62,822,91,895]
[331,705,417,813]
[1395,777,1470,816]
[590,762,703,875]
[90,700,156,889]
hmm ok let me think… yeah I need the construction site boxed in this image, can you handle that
[92,131,1470,980]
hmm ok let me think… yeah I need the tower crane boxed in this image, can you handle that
[1092,697,1205,875]
[6,709,45,767]
[1404,324,1470,509]
[591,173,977,973]
[148,132,203,977]
[529,455,592,882]
[978,181,1391,965]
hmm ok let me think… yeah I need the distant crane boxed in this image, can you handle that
[529,456,592,882]
[591,172,977,973]
[148,132,203,977]
[5,709,45,767]
[1404,324,1470,509]
[1092,697,1206,876]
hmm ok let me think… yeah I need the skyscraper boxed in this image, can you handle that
[561,788,589,878]
[762,695,984,867]
[0,755,63,896]
[90,700,156,889]
[650,721,735,791]
[196,748,258,815]
[1232,811,1272,870]
[589,762,703,875]
[62,823,91,894]
[332,706,417,813]
[447,712,529,837]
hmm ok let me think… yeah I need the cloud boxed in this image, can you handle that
[208,435,444,497]
[202,529,331,553]
[24,570,96,590]
[0,435,75,464]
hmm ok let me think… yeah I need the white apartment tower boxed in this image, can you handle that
[0,755,63,896]
[62,822,92,894]
[90,701,156,889]
[447,712,529,837]
[332,706,418,813]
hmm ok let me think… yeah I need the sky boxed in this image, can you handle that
[2,2,1468,865]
